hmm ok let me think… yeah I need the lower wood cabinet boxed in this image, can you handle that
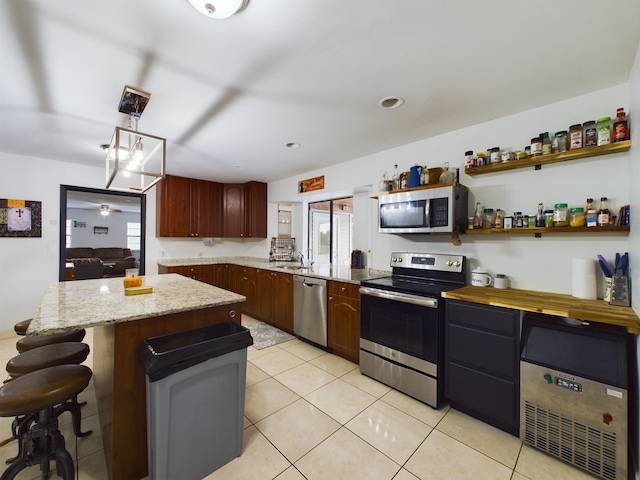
[213,264,232,291]
[158,264,213,285]
[445,299,520,436]
[255,269,293,333]
[328,281,360,364]
[233,266,259,318]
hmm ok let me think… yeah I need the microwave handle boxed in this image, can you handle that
[424,198,430,228]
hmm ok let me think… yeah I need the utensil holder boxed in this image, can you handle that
[609,272,630,307]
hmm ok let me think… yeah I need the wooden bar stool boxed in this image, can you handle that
[16,330,86,354]
[12,320,31,337]
[5,343,92,439]
[0,365,92,480]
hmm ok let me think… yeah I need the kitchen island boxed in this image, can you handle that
[29,274,245,480]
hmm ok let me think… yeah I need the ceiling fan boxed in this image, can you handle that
[100,204,122,216]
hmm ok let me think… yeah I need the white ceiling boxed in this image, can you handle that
[2,1,639,185]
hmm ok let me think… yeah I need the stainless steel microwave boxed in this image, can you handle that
[378,185,468,234]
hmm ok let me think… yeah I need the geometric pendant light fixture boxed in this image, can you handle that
[105,86,166,193]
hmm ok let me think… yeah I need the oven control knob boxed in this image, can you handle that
[446,260,452,266]
[453,261,461,267]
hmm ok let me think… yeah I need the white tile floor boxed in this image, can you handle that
[0,317,602,480]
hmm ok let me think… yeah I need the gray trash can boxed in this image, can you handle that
[139,321,253,480]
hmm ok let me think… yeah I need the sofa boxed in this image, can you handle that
[66,247,138,276]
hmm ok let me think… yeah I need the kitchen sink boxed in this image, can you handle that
[281,265,311,271]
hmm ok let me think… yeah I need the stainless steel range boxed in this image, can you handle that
[359,252,466,409]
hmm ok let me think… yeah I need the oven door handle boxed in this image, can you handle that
[359,287,438,308]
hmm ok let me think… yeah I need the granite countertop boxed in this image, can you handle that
[158,256,390,284]
[29,274,245,335]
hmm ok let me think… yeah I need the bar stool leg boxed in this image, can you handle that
[56,398,92,437]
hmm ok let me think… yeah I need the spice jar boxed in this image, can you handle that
[554,131,568,152]
[483,209,496,229]
[489,147,501,164]
[586,209,598,227]
[597,117,612,146]
[553,203,569,227]
[527,215,536,228]
[500,151,511,163]
[544,210,554,227]
[583,121,597,147]
[569,124,583,150]
[514,211,523,228]
[569,207,585,227]
[465,150,475,168]
[503,216,513,229]
[522,214,529,228]
[530,137,542,157]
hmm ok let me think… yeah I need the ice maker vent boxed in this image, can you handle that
[524,401,617,480]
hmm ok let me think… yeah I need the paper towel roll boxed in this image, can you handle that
[572,258,597,299]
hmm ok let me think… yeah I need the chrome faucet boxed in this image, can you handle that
[298,252,304,266]
[305,248,314,266]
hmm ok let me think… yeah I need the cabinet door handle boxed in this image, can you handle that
[341,287,346,292]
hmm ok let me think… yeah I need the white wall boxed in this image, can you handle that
[67,208,140,250]
[270,84,634,299]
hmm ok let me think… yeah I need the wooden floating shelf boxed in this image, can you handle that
[465,225,630,236]
[464,141,631,176]
[369,182,466,199]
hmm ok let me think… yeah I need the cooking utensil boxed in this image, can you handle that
[597,254,612,277]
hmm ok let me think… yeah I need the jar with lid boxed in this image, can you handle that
[494,209,504,228]
[544,210,554,227]
[586,209,597,227]
[489,147,501,164]
[527,215,536,228]
[553,203,569,226]
[554,131,568,152]
[483,209,496,229]
[569,207,585,227]
[583,121,597,147]
[503,216,513,229]
[569,124,583,150]
[597,117,612,146]
[530,137,542,157]
[541,132,552,155]
[501,151,511,163]
[514,211,523,228]
[522,214,529,228]
[524,146,531,157]
[464,150,475,168]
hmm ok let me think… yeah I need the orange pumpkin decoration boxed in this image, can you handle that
[124,276,143,288]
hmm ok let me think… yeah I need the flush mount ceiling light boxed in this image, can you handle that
[378,96,405,109]
[104,86,166,193]
[187,0,249,18]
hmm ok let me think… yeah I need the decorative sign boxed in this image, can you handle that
[298,175,324,193]
[0,198,42,237]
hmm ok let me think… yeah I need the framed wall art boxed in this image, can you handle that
[0,198,42,238]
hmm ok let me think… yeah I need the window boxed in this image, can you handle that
[308,197,353,265]
[65,219,72,248]
[127,222,141,250]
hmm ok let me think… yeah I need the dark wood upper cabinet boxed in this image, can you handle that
[223,181,267,238]
[223,184,245,237]
[158,176,265,238]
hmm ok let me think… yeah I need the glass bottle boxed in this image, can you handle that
[541,132,552,155]
[597,197,611,226]
[392,164,399,191]
[473,202,483,229]
[535,203,545,227]
[586,198,595,211]
[613,108,630,142]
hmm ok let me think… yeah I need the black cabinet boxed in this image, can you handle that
[445,299,520,436]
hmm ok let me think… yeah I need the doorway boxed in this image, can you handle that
[59,185,146,281]
[308,197,353,265]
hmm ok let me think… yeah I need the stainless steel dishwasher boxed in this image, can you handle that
[293,275,328,347]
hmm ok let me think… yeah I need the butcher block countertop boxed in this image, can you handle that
[442,285,640,334]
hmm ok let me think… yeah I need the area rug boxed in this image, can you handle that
[245,321,296,350]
